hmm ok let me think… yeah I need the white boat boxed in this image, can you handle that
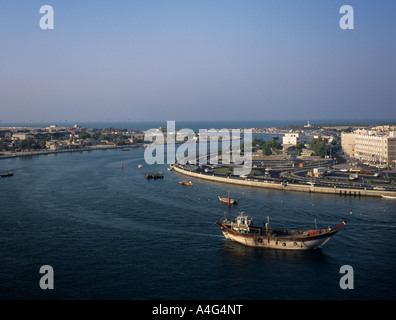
[381,195,396,200]
[137,164,143,168]
[218,195,238,205]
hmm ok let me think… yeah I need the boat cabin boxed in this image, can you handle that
[231,213,252,233]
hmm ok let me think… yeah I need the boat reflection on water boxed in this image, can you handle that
[218,238,334,270]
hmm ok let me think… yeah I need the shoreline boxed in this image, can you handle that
[0,144,143,160]
[172,165,396,198]
[2,143,395,199]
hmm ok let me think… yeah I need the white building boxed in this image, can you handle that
[342,129,396,165]
[282,132,304,146]
[12,133,29,140]
[313,135,334,143]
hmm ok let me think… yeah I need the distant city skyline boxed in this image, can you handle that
[1,0,396,123]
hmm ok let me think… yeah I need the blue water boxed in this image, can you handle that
[1,147,396,300]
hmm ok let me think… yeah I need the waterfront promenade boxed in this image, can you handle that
[0,144,142,160]
[172,165,396,198]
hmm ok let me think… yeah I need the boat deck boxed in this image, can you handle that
[225,222,328,238]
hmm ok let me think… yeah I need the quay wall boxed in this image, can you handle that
[172,166,396,198]
[0,144,142,160]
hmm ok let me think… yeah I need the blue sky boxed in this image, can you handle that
[0,0,395,123]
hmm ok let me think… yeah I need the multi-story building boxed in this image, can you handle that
[282,132,304,146]
[341,132,355,157]
[387,137,396,166]
[342,129,396,165]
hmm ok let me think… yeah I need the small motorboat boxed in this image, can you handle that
[145,172,163,179]
[381,194,396,200]
[179,180,194,186]
[1,171,13,178]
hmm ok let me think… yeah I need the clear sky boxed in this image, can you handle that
[0,0,395,123]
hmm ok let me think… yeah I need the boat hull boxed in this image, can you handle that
[217,220,347,250]
[381,195,396,200]
[179,181,194,186]
[145,173,163,179]
[218,196,237,205]
[1,172,13,178]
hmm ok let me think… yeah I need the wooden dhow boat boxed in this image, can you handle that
[216,213,347,250]
[218,196,237,205]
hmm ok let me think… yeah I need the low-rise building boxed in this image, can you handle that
[313,135,334,144]
[0,129,11,138]
[12,133,30,140]
[46,141,65,150]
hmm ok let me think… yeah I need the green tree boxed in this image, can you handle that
[80,132,91,139]
[296,142,305,156]
[18,138,45,150]
[309,137,328,157]
[92,132,101,140]
[262,140,282,156]
[98,134,112,141]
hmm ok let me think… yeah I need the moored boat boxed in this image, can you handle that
[145,172,164,179]
[218,196,237,205]
[179,180,194,186]
[1,171,13,178]
[216,213,347,250]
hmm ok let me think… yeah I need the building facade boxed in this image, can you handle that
[341,132,355,158]
[342,129,396,165]
[388,138,396,165]
[282,132,304,146]
[354,132,387,163]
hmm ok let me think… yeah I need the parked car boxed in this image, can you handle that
[373,186,385,191]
